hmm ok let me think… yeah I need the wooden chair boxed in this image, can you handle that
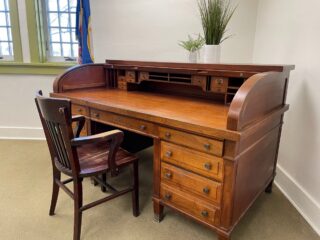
[35,90,139,240]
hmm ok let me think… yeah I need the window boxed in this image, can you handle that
[0,0,14,60]
[43,0,78,62]
[0,0,73,75]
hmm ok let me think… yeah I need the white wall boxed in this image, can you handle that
[253,0,320,234]
[0,75,54,139]
[90,0,258,63]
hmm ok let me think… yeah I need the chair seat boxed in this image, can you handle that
[77,142,138,177]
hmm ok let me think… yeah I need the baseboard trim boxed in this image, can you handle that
[275,164,320,236]
[0,126,45,140]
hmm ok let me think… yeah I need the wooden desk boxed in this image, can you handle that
[51,60,294,240]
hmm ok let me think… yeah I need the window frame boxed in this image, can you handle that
[25,0,77,64]
[0,0,76,75]
[0,0,23,62]
[41,0,78,62]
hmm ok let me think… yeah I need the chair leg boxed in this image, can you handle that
[49,169,61,216]
[132,161,140,217]
[73,178,83,240]
[90,177,98,186]
[101,173,107,192]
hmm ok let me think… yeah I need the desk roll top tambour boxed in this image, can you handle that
[51,60,294,240]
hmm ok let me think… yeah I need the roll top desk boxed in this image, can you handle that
[51,60,294,240]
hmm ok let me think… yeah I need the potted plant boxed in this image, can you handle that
[179,34,205,63]
[198,0,236,63]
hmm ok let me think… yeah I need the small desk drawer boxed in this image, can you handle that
[159,127,223,156]
[161,162,222,205]
[210,77,228,93]
[161,142,223,181]
[126,71,136,82]
[72,104,88,116]
[161,183,219,226]
[90,109,156,136]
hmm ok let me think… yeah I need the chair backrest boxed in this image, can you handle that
[35,90,79,175]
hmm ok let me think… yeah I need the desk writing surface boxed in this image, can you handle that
[54,88,230,131]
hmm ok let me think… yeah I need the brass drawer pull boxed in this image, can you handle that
[165,132,171,139]
[94,113,100,118]
[165,151,172,158]
[204,162,212,170]
[165,172,172,179]
[204,143,211,150]
[78,108,82,113]
[140,125,147,131]
[164,193,172,200]
[203,187,210,194]
[201,210,208,217]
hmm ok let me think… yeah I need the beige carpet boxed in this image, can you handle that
[0,140,318,240]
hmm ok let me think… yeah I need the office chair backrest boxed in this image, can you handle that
[35,90,79,175]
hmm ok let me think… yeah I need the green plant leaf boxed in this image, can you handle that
[198,0,236,45]
[178,34,205,52]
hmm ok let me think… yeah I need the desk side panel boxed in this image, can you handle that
[232,126,280,225]
[227,71,289,131]
[53,64,107,93]
[225,69,292,229]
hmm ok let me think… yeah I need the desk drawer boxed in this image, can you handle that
[72,104,88,116]
[161,162,221,205]
[161,142,223,181]
[90,109,156,136]
[159,127,223,156]
[161,183,219,226]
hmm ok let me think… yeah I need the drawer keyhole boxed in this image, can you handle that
[165,151,172,158]
[165,132,171,139]
[204,162,212,170]
[140,125,147,131]
[94,113,100,118]
[201,210,208,217]
[165,172,172,179]
[204,143,211,150]
[203,187,210,194]
[164,194,172,200]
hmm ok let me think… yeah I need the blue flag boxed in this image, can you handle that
[76,0,94,64]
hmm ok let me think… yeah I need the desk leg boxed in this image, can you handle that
[153,138,164,222]
[153,199,164,222]
[218,235,231,240]
[265,179,273,194]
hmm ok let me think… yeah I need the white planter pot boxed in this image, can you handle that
[203,45,221,63]
[188,51,198,63]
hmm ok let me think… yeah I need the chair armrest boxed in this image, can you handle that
[71,130,124,147]
[72,115,86,137]
[71,130,124,176]
[72,115,86,122]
